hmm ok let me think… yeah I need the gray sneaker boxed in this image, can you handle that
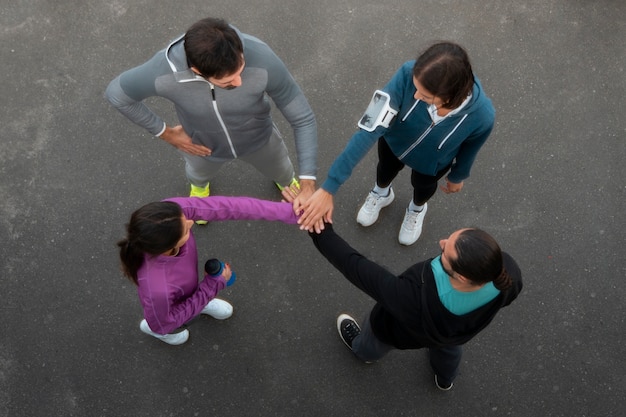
[398,203,427,245]
[356,188,395,226]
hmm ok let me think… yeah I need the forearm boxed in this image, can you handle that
[309,224,391,297]
[281,94,318,178]
[448,128,492,183]
[310,225,363,281]
[165,196,299,224]
[145,277,225,335]
[322,131,377,194]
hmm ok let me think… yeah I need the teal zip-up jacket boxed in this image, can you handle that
[322,60,495,194]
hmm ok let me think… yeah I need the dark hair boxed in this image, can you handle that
[412,42,474,109]
[117,202,183,285]
[184,17,244,79]
[449,228,513,291]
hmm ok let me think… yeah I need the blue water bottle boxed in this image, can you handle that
[204,258,236,286]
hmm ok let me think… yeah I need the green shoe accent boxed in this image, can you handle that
[190,183,210,225]
[190,183,210,198]
[275,177,300,192]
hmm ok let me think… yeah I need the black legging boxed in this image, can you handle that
[376,138,450,206]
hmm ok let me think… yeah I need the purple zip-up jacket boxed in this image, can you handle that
[137,196,298,335]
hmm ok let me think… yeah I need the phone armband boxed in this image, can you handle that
[357,90,398,132]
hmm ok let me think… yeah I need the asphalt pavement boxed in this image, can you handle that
[1,0,624,416]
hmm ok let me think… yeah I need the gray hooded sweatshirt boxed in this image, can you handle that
[106,27,317,177]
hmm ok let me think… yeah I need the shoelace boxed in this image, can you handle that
[404,211,421,228]
[366,193,385,208]
[343,321,361,340]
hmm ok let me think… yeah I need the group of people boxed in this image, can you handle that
[108,17,522,391]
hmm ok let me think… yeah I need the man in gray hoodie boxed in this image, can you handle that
[106,17,317,216]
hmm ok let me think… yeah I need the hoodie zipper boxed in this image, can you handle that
[210,84,238,158]
[164,37,238,158]
[398,121,435,160]
[398,100,469,159]
[437,114,468,150]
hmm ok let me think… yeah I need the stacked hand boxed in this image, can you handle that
[296,188,333,233]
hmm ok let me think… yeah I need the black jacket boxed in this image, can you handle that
[310,225,522,349]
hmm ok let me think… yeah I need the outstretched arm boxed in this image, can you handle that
[164,196,300,224]
[309,224,429,321]
[308,224,398,300]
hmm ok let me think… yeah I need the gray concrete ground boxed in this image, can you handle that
[1,0,624,416]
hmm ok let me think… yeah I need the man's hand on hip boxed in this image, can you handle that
[160,125,212,157]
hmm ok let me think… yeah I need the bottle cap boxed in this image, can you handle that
[204,258,223,276]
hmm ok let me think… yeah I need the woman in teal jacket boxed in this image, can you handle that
[298,42,495,245]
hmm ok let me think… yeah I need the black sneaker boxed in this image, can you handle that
[336,314,361,350]
[434,375,454,391]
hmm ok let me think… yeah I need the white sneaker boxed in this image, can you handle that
[398,203,428,246]
[139,319,189,345]
[356,188,395,227]
[201,298,233,320]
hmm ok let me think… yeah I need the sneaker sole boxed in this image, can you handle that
[204,310,233,320]
[434,375,454,391]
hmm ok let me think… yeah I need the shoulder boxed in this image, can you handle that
[391,60,416,82]
[242,33,280,63]
[400,259,434,282]
[137,256,169,289]
[384,61,417,101]
[470,77,495,115]
[502,252,521,279]
[400,60,416,71]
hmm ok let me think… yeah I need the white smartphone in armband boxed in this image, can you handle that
[357,90,398,132]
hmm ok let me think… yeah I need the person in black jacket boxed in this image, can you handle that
[309,225,522,390]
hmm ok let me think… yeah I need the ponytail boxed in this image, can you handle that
[117,238,144,285]
[492,268,513,291]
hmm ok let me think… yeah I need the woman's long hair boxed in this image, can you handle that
[449,228,513,291]
[117,202,183,285]
[413,42,474,110]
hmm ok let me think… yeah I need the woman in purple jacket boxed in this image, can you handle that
[118,196,299,345]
